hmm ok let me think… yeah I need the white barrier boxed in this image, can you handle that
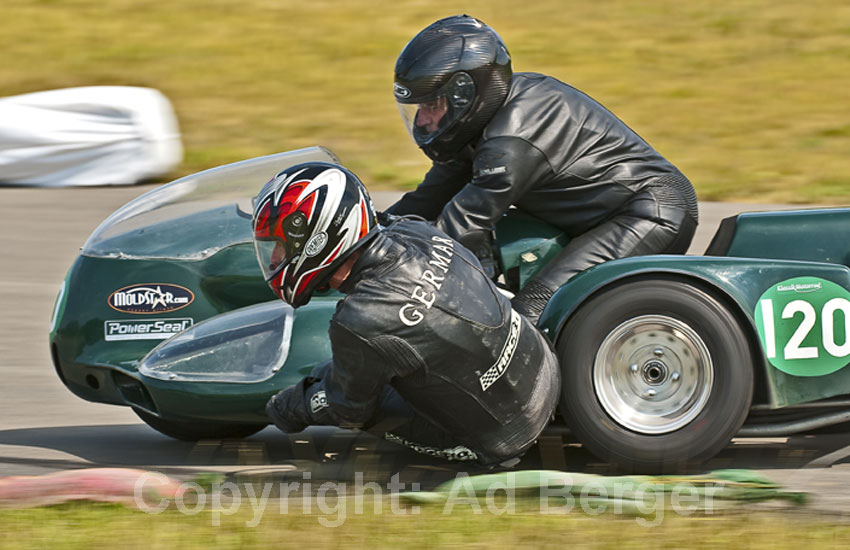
[0,86,182,186]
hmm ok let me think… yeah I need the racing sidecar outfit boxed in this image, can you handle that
[387,72,699,318]
[267,219,561,465]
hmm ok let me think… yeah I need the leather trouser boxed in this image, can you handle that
[513,189,698,323]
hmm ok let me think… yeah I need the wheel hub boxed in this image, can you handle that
[593,314,714,435]
[641,359,668,385]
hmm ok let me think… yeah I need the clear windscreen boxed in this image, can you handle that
[81,147,339,260]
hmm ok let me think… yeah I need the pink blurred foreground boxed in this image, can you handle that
[0,468,182,509]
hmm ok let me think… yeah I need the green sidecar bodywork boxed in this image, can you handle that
[48,146,850,469]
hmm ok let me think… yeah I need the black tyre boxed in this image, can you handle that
[134,408,267,441]
[557,278,754,472]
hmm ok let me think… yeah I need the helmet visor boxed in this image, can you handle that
[396,72,476,146]
[254,237,289,282]
[398,95,450,145]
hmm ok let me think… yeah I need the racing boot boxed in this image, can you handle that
[511,279,555,326]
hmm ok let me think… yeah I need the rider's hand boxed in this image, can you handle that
[376,210,398,226]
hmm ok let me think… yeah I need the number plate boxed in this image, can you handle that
[755,276,850,377]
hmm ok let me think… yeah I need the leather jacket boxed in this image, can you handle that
[387,72,698,258]
[280,219,561,465]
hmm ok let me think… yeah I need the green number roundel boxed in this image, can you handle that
[755,276,850,377]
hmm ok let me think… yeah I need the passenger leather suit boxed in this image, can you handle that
[387,73,699,319]
[267,219,560,466]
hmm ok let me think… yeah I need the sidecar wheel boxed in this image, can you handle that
[134,409,267,441]
[556,278,754,472]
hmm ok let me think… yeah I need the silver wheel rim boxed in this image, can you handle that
[593,314,714,435]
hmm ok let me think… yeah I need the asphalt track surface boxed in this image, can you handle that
[2,184,850,513]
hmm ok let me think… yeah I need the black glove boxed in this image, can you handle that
[512,279,555,325]
[265,382,312,433]
[376,210,400,226]
[464,229,501,281]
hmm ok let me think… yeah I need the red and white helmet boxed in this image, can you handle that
[252,162,378,307]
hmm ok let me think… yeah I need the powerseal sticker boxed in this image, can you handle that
[108,283,194,314]
[104,318,193,341]
[755,276,850,377]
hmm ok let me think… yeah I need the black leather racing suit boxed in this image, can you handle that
[387,72,699,320]
[266,219,560,466]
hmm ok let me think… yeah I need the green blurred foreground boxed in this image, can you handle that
[0,469,813,548]
[1,503,849,550]
[2,0,849,201]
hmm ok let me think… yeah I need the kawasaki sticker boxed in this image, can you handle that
[755,276,850,377]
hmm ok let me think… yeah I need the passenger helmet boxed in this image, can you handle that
[252,162,378,307]
[393,15,512,161]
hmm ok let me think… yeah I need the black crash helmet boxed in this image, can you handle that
[393,15,512,162]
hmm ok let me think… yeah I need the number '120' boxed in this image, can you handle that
[759,298,850,360]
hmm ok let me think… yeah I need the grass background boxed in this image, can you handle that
[2,0,849,202]
[1,503,850,550]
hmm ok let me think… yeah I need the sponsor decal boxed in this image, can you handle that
[104,318,193,341]
[393,83,411,99]
[755,276,850,376]
[305,231,328,257]
[477,165,507,178]
[108,283,195,314]
[479,309,522,390]
[310,390,328,413]
[776,281,823,293]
